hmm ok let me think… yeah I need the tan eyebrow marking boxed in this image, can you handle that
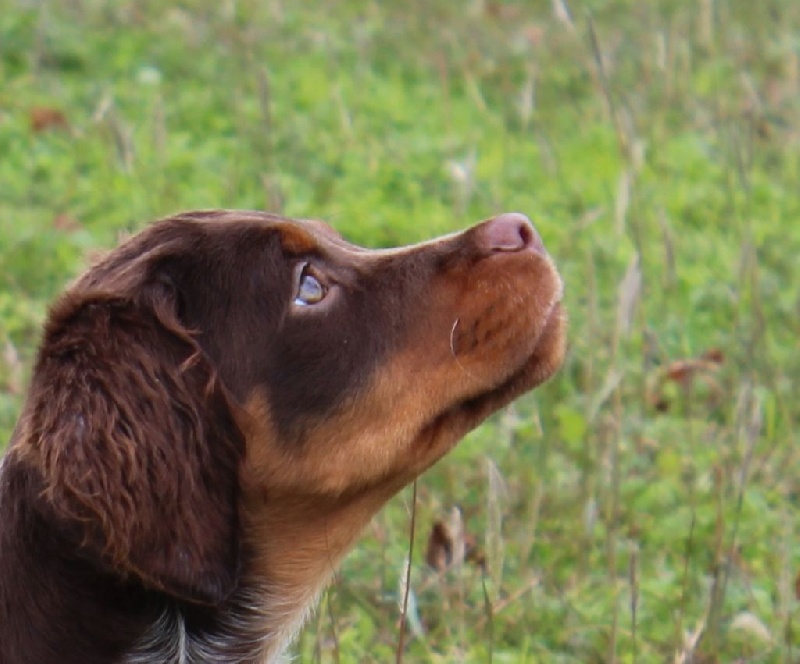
[277,224,319,255]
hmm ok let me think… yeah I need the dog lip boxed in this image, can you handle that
[495,300,562,384]
[430,295,565,433]
[540,294,564,332]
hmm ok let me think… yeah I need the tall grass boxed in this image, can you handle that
[1,0,799,661]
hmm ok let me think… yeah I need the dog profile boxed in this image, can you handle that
[0,210,565,663]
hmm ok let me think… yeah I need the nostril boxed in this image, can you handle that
[517,222,535,247]
[480,212,545,254]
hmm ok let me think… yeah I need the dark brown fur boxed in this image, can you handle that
[0,210,566,663]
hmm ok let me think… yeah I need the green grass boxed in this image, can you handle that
[2,0,800,661]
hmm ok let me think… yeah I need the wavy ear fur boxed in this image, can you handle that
[23,277,244,605]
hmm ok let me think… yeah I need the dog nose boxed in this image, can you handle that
[478,212,545,254]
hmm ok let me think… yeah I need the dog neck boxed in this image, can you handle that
[234,488,392,662]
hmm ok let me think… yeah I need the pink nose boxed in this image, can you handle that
[477,212,545,254]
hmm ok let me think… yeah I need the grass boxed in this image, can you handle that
[2,0,800,661]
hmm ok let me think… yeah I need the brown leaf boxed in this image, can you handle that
[484,2,522,20]
[648,348,725,412]
[701,348,725,365]
[53,213,81,232]
[652,397,670,413]
[425,512,485,573]
[425,520,452,572]
[664,358,720,385]
[30,107,69,133]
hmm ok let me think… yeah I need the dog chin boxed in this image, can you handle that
[421,300,566,461]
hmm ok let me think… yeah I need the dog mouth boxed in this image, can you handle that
[422,298,565,445]
[462,299,564,409]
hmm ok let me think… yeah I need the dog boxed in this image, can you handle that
[0,210,565,663]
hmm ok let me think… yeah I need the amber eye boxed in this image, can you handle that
[294,266,326,306]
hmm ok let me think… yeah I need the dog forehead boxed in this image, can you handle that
[154,211,360,264]
[271,218,353,257]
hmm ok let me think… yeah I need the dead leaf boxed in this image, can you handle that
[425,521,452,572]
[53,214,81,232]
[425,509,485,573]
[701,348,725,364]
[664,358,721,385]
[648,348,725,412]
[30,107,68,133]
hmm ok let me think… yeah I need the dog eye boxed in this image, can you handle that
[294,266,326,306]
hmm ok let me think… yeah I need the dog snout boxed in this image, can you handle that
[475,212,545,255]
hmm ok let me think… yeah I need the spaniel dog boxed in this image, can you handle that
[0,210,565,663]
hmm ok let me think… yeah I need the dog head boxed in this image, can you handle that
[10,210,565,607]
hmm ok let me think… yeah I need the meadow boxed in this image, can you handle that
[1,1,799,661]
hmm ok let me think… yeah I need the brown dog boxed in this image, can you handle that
[0,210,565,663]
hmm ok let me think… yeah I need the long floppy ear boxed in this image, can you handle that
[23,276,244,605]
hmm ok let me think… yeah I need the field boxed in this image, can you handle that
[2,1,799,661]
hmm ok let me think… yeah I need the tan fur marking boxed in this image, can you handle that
[231,243,566,654]
[276,224,319,255]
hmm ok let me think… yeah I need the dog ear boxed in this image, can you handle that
[24,274,244,606]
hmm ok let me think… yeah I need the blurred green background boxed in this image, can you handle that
[2,0,799,661]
